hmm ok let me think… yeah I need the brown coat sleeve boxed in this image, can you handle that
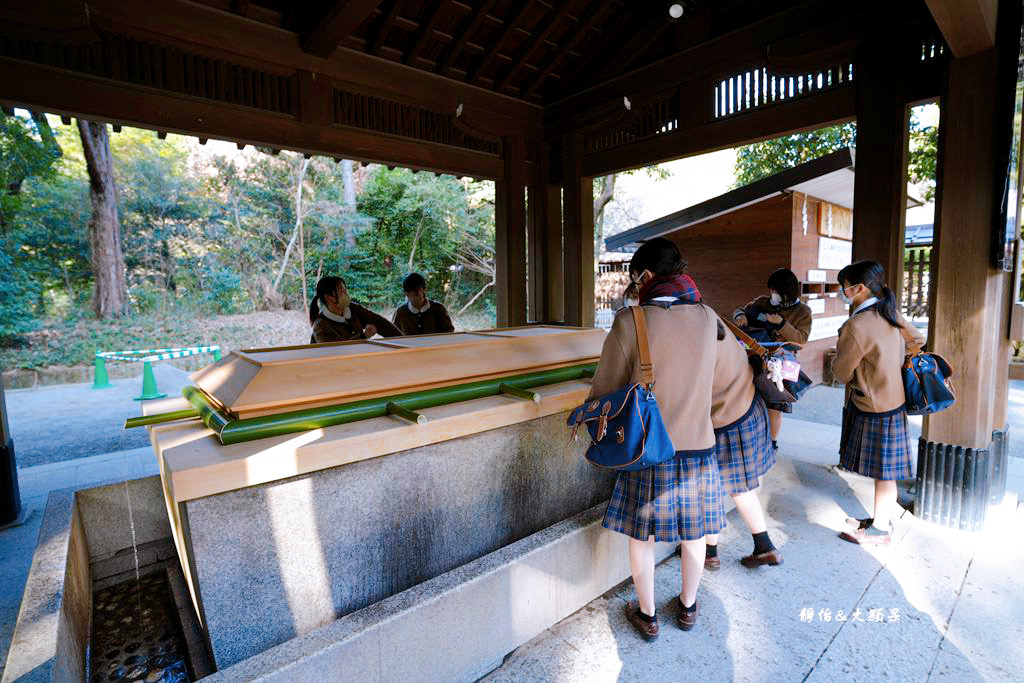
[587,315,632,401]
[311,318,346,343]
[897,312,927,347]
[832,323,865,385]
[435,303,455,333]
[353,302,403,337]
[777,303,813,344]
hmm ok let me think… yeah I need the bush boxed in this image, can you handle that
[0,249,38,345]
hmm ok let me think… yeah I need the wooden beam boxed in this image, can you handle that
[851,32,911,298]
[527,140,563,322]
[562,132,595,327]
[496,0,575,92]
[370,0,409,54]
[467,1,535,85]
[0,59,504,180]
[406,0,450,65]
[925,47,1009,448]
[924,0,997,58]
[303,0,384,58]
[567,7,667,93]
[495,136,529,326]
[438,0,500,75]
[581,84,858,177]
[520,0,617,100]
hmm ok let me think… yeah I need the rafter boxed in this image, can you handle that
[370,0,408,55]
[406,0,450,65]
[520,0,617,99]
[569,6,665,90]
[467,0,536,85]
[438,0,500,75]
[496,0,575,92]
[303,0,384,58]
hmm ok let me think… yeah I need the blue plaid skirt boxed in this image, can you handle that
[602,449,726,542]
[839,403,914,480]
[715,395,774,495]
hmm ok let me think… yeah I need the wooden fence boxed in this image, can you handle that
[903,247,931,318]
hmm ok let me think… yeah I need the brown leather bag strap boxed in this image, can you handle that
[723,318,768,359]
[631,305,655,386]
[898,324,923,355]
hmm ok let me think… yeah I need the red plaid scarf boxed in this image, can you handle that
[637,273,702,305]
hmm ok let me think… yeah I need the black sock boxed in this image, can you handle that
[752,531,775,555]
[634,606,656,622]
[772,440,779,450]
[705,543,718,558]
[678,598,697,613]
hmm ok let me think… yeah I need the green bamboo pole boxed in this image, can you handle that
[498,383,540,403]
[124,409,200,429]
[182,362,596,445]
[386,402,427,424]
[581,367,596,378]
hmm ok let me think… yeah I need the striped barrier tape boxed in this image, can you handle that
[96,345,221,364]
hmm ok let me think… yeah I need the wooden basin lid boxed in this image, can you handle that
[190,326,605,418]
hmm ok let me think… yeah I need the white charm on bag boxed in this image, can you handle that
[766,357,786,393]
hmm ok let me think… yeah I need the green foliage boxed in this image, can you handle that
[0,111,61,227]
[908,109,938,203]
[734,123,857,186]
[0,248,37,344]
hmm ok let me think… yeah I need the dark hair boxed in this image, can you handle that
[629,238,687,278]
[309,276,346,325]
[837,260,900,328]
[767,268,800,303]
[403,272,426,292]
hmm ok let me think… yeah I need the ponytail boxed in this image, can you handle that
[837,260,901,328]
[310,276,344,325]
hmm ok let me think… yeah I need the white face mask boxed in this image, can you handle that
[623,297,638,308]
[769,291,782,306]
[838,286,853,305]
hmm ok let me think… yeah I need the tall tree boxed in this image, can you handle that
[77,119,127,318]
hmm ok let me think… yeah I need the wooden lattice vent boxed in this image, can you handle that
[585,90,681,155]
[713,63,855,121]
[333,89,499,155]
[0,31,296,116]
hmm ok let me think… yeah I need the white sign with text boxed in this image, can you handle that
[808,315,847,341]
[808,299,826,314]
[818,237,853,271]
[807,269,827,283]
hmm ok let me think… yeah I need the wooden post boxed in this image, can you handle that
[924,48,1012,449]
[852,32,911,300]
[562,132,595,327]
[495,136,528,326]
[527,141,564,323]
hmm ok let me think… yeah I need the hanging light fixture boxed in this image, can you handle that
[668,3,684,20]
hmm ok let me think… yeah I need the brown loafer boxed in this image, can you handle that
[624,600,659,641]
[676,598,699,631]
[839,526,891,545]
[740,548,783,568]
[704,555,721,570]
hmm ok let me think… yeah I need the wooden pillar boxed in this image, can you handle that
[527,141,564,323]
[924,48,1012,449]
[562,132,595,327]
[852,33,911,299]
[495,136,528,327]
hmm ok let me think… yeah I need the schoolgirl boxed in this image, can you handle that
[732,268,813,449]
[308,276,402,343]
[588,238,725,639]
[702,321,782,569]
[832,260,925,545]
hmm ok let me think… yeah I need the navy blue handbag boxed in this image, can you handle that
[900,326,955,415]
[567,306,676,471]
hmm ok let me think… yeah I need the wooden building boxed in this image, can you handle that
[0,1,1019,529]
[605,147,922,383]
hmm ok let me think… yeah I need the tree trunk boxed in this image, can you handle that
[77,119,127,318]
[341,159,358,248]
[593,174,616,263]
[272,156,310,294]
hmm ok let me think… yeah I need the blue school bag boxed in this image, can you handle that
[567,306,676,471]
[900,326,956,415]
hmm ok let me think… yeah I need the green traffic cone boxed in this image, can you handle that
[134,361,167,401]
[213,348,222,362]
[92,355,114,389]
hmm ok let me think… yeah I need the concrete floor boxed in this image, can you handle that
[2,378,1023,680]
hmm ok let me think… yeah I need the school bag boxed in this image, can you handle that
[724,320,812,404]
[566,306,676,471]
[899,326,955,415]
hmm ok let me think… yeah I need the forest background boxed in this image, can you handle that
[0,109,936,374]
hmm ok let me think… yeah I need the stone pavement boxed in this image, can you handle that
[0,447,160,671]
[484,418,1024,683]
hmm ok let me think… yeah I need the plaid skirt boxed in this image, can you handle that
[715,395,774,495]
[602,448,726,542]
[838,402,914,481]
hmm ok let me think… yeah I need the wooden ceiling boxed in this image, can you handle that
[201,0,805,105]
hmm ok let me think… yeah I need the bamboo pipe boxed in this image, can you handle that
[498,383,540,403]
[182,363,596,446]
[387,402,428,424]
[124,409,200,429]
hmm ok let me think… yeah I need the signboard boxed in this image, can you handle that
[807,269,827,283]
[808,299,826,315]
[818,237,853,271]
[807,315,847,342]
